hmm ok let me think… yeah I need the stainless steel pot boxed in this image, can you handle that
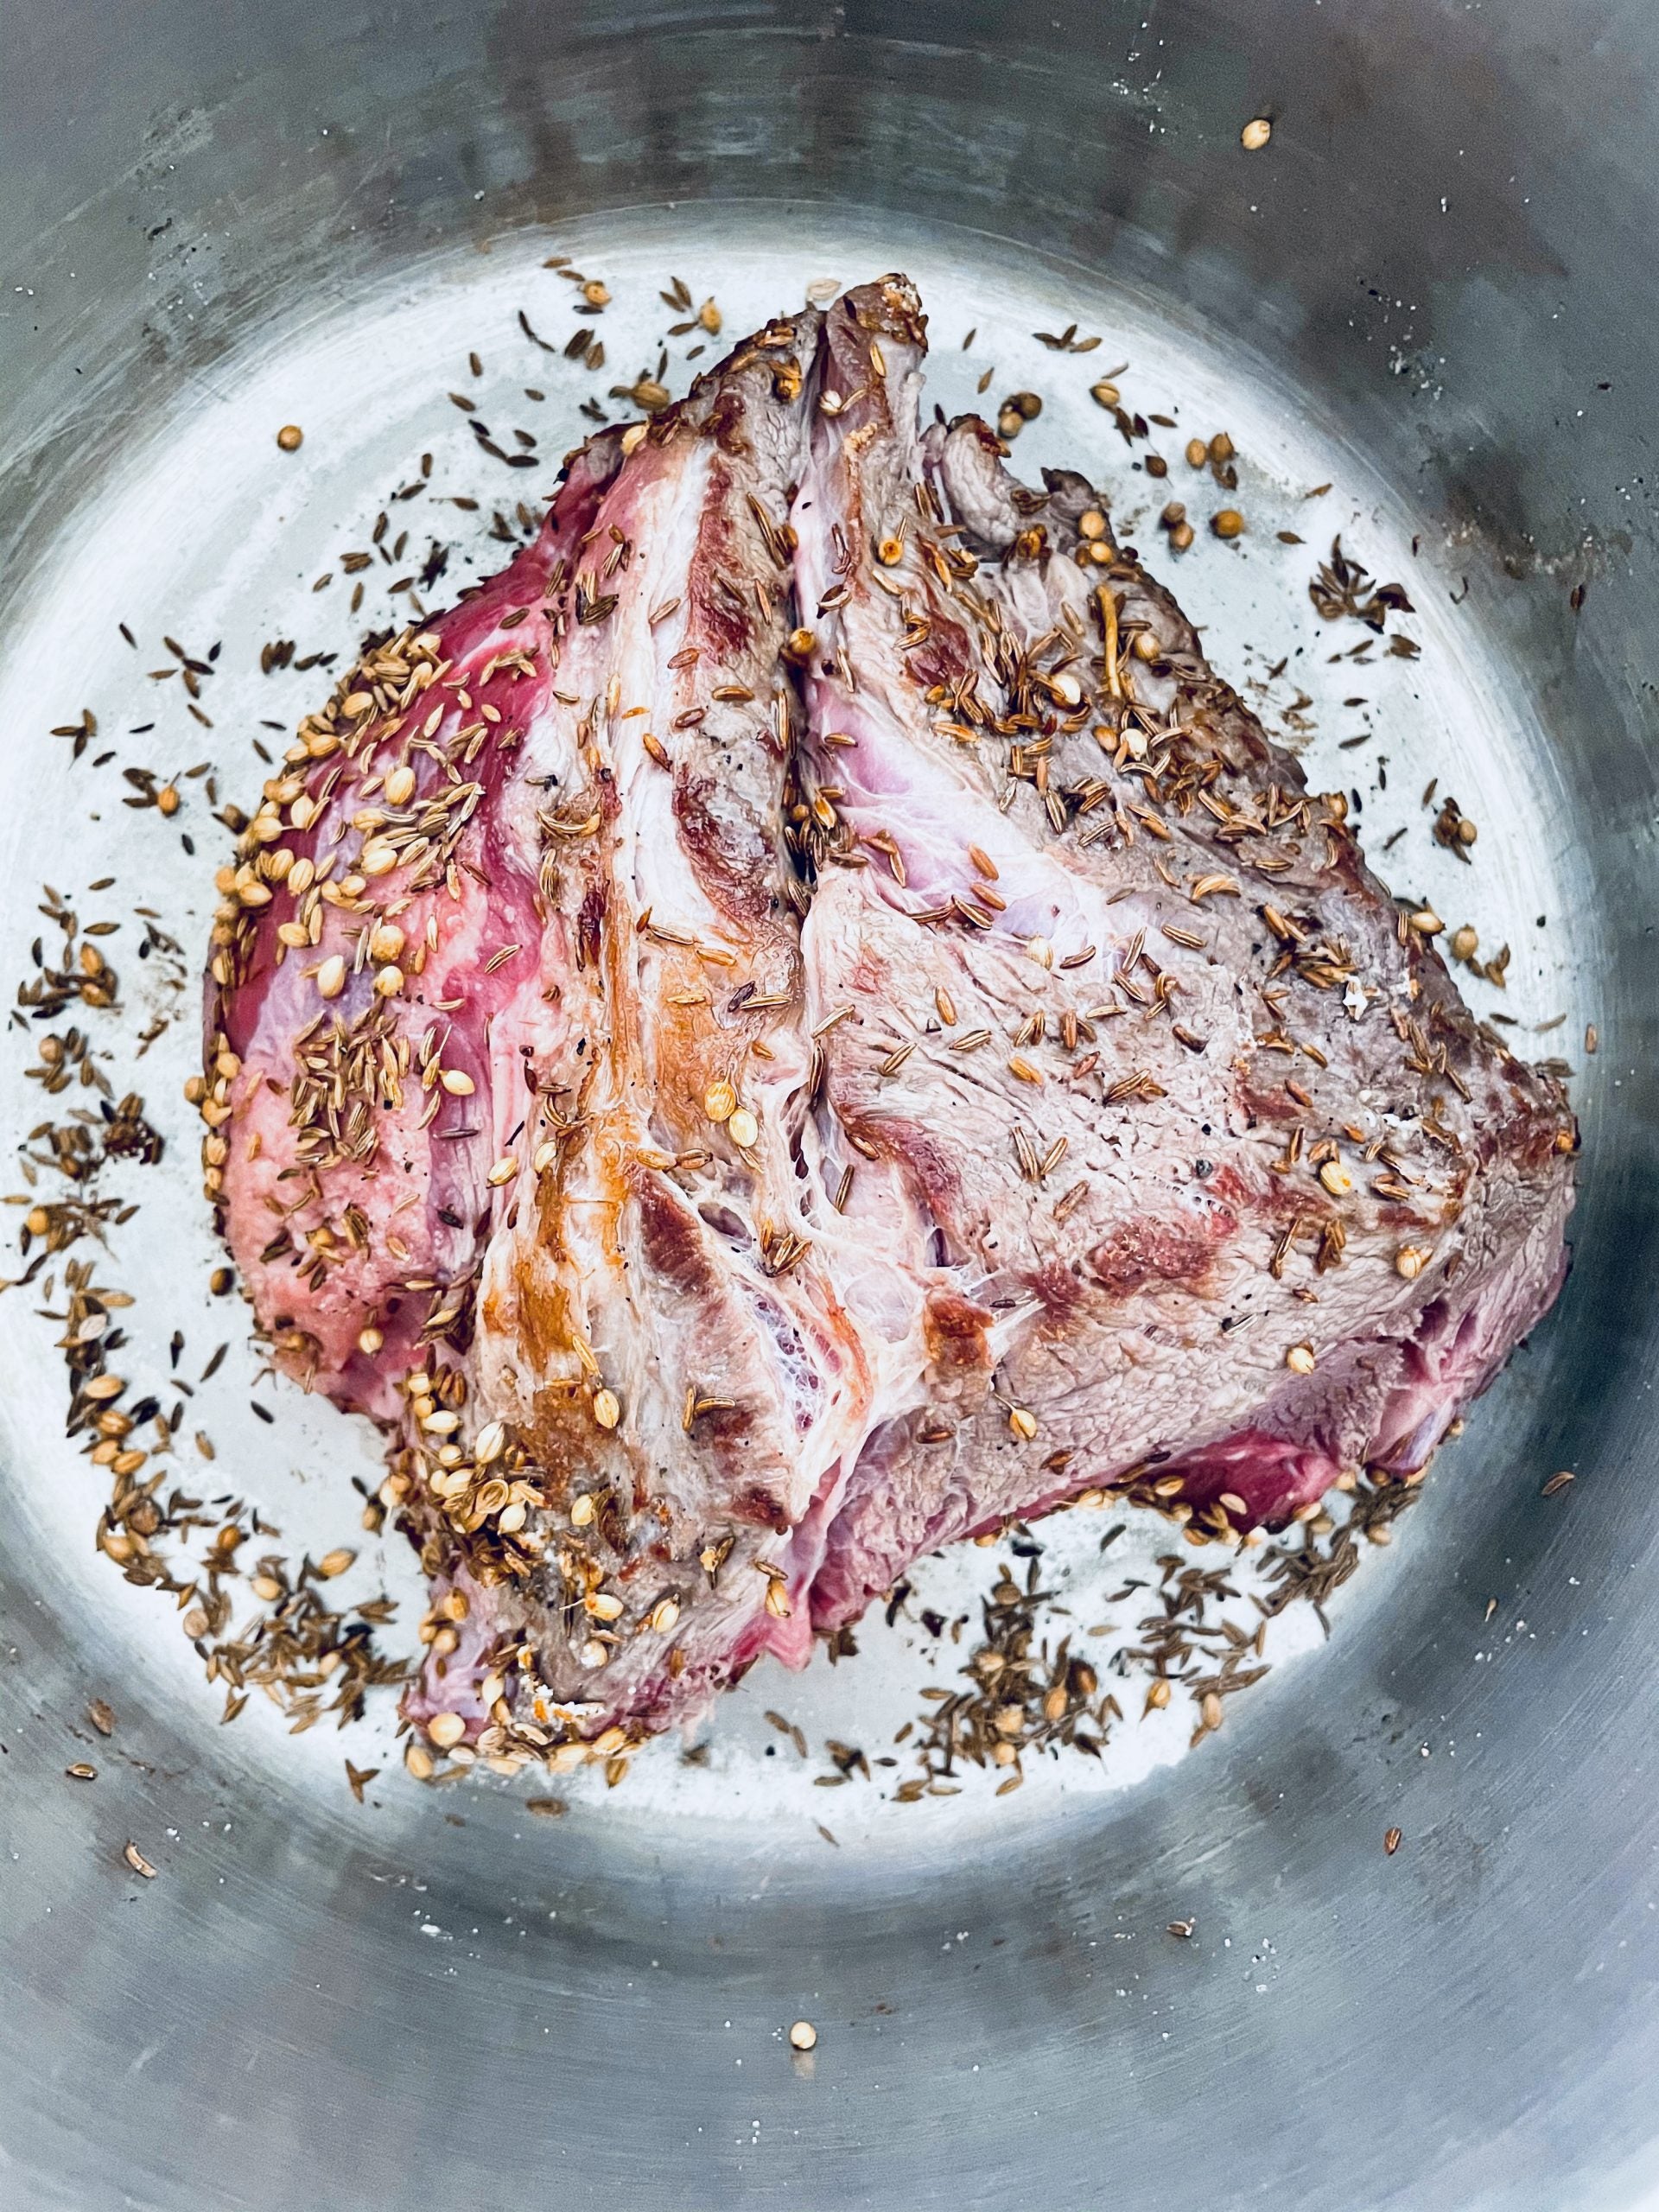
[3,3,1656,2206]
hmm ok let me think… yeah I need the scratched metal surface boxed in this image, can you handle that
[1,4,1656,2209]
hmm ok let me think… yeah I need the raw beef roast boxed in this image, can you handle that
[201,276,1574,1770]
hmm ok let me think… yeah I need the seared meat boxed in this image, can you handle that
[203,277,1574,1772]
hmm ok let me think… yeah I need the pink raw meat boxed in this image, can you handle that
[200,276,1574,1772]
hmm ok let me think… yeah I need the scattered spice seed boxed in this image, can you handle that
[789,2019,818,2051]
[123,1840,158,1879]
[1541,1470,1574,1497]
[276,424,304,453]
[1309,537,1414,632]
[1240,117,1272,150]
[59,279,1544,1819]
[1384,1826,1403,1855]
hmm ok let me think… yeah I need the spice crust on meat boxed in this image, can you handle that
[201,276,1575,1775]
